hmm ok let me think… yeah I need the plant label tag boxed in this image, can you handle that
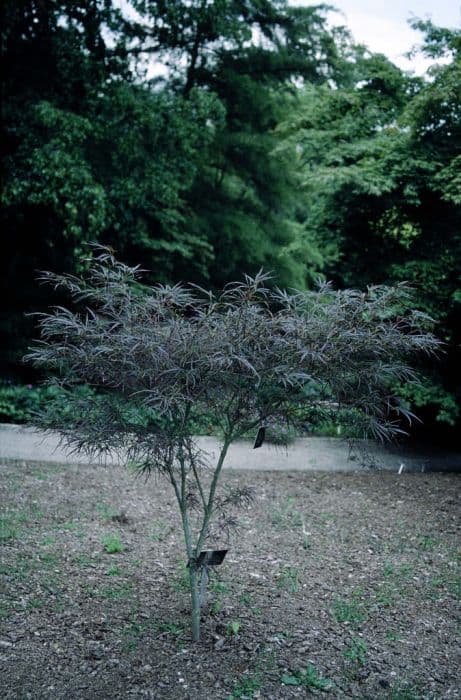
[253,426,265,448]
[188,549,228,568]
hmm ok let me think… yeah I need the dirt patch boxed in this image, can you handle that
[1,460,460,699]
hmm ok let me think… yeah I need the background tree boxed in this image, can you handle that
[137,0,348,287]
[1,0,343,378]
[278,23,461,438]
[27,249,439,640]
[1,1,220,374]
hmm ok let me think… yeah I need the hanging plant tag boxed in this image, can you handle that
[253,426,266,449]
[188,549,228,568]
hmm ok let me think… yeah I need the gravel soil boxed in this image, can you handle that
[1,459,460,699]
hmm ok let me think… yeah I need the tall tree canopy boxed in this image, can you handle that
[124,0,353,286]
[1,0,346,376]
[279,21,461,435]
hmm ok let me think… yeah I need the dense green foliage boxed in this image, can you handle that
[2,0,339,375]
[279,23,461,435]
[1,2,460,437]
[0,382,97,424]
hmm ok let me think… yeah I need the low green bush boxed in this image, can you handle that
[0,382,365,441]
[0,382,410,443]
[0,381,218,431]
[0,383,94,424]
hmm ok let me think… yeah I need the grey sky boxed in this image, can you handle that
[293,1,460,72]
[117,1,460,76]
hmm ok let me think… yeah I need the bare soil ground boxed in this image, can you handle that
[1,459,460,699]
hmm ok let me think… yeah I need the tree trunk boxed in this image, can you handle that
[189,566,201,642]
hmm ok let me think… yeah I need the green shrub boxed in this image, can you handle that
[0,383,59,423]
[0,382,170,432]
[395,380,459,427]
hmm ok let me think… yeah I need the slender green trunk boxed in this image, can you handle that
[169,462,201,641]
[195,435,232,555]
[171,434,233,642]
[189,566,201,642]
